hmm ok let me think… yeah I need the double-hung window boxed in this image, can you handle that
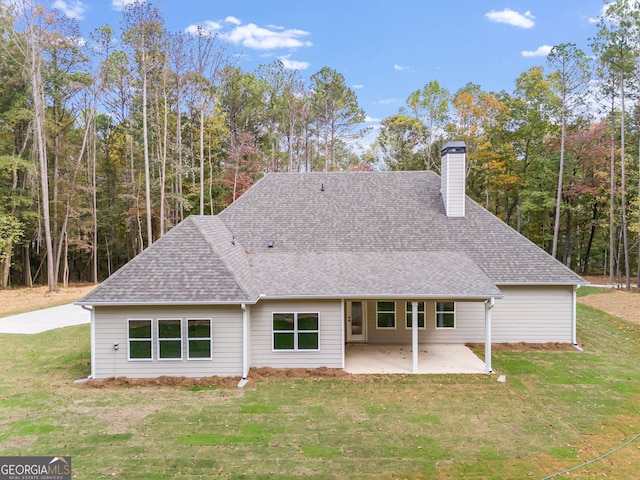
[436,302,456,328]
[187,318,212,359]
[273,313,319,351]
[405,302,425,329]
[128,319,152,360]
[158,319,182,359]
[376,301,396,329]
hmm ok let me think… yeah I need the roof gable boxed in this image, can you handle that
[78,217,253,305]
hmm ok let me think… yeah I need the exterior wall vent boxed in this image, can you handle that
[440,141,466,218]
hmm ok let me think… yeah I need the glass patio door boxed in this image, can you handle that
[346,301,366,342]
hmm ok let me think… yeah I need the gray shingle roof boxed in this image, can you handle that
[220,171,584,285]
[79,170,583,305]
[250,251,501,298]
[77,217,253,305]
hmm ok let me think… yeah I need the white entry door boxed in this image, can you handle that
[346,301,366,342]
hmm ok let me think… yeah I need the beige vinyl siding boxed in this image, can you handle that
[250,299,343,369]
[360,286,574,344]
[93,305,243,379]
[364,300,485,344]
[491,285,574,343]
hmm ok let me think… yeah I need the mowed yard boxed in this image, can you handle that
[0,287,639,478]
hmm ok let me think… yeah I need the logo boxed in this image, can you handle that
[0,456,71,480]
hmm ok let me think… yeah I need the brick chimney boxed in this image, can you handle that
[440,141,466,217]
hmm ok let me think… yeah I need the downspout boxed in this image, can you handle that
[572,285,578,346]
[484,298,494,374]
[81,305,95,379]
[411,301,419,373]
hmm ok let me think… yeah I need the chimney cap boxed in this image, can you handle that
[441,141,466,155]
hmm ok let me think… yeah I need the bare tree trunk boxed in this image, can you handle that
[159,69,168,236]
[174,83,183,222]
[22,246,32,287]
[637,135,640,288]
[29,20,55,292]
[1,242,12,288]
[609,100,616,283]
[142,70,153,247]
[130,131,143,254]
[200,109,205,215]
[552,99,566,259]
[91,119,98,284]
[619,72,630,291]
[62,234,69,287]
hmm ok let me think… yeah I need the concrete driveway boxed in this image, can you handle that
[0,304,90,334]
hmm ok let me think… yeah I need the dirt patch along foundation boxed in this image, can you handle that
[78,367,351,389]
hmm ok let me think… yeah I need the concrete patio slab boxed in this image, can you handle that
[344,344,486,374]
[0,304,90,334]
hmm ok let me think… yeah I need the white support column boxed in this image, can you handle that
[412,301,419,373]
[340,299,345,369]
[484,298,494,374]
[241,304,249,379]
[572,286,577,345]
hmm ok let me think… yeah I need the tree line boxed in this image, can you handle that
[0,0,639,291]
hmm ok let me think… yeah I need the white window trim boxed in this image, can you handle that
[127,318,153,361]
[435,302,456,329]
[272,312,320,352]
[157,318,183,361]
[376,301,396,330]
[405,301,426,330]
[187,317,213,360]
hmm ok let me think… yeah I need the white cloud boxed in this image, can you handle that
[112,0,145,11]
[485,8,535,28]
[278,54,309,70]
[352,84,364,89]
[225,16,242,25]
[186,17,313,51]
[223,22,312,50]
[378,98,395,105]
[364,116,381,122]
[588,2,613,23]
[52,0,87,19]
[394,64,411,71]
[185,20,222,36]
[521,45,552,57]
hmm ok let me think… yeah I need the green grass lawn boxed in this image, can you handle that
[1,304,639,479]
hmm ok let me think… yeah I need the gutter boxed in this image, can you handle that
[238,303,250,388]
[250,293,504,301]
[572,285,582,349]
[75,299,260,307]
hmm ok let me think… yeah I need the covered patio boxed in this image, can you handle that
[344,344,487,374]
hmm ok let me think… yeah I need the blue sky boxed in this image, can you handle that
[50,0,607,144]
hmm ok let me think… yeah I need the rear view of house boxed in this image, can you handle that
[77,142,585,380]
